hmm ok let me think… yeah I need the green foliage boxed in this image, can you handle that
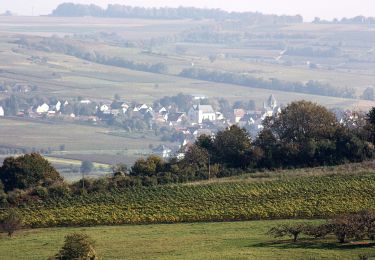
[53,233,98,260]
[0,181,7,207]
[257,101,374,168]
[0,210,23,237]
[267,223,307,242]
[2,175,375,228]
[131,156,165,177]
[212,125,253,168]
[0,153,63,192]
[269,211,375,244]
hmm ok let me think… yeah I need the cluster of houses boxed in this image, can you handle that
[0,93,283,158]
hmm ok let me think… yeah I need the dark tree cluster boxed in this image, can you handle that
[191,101,374,170]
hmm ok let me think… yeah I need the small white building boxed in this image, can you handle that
[100,104,110,112]
[188,105,216,124]
[153,145,172,159]
[80,99,91,104]
[55,101,62,112]
[36,103,50,114]
[0,106,4,117]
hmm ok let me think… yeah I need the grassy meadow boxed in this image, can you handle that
[1,220,374,260]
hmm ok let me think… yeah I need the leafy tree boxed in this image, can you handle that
[212,125,252,168]
[181,144,209,169]
[53,233,98,260]
[131,156,165,177]
[0,181,7,207]
[80,161,94,174]
[0,210,22,237]
[367,107,375,126]
[0,153,62,192]
[195,135,214,152]
[112,163,128,177]
[267,223,307,242]
[263,100,338,143]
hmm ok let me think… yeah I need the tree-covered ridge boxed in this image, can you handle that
[51,3,303,23]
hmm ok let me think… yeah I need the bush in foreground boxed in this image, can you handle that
[52,233,98,260]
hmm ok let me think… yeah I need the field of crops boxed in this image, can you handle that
[5,174,375,228]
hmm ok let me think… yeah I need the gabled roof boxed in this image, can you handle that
[111,101,128,109]
[167,112,185,122]
[192,104,215,113]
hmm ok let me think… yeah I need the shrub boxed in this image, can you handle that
[267,223,307,242]
[53,233,98,260]
[303,224,332,239]
[0,181,8,207]
[48,182,71,198]
[32,186,49,199]
[0,210,22,237]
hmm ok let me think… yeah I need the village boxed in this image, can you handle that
[0,86,285,159]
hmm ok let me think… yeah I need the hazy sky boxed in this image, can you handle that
[1,0,375,21]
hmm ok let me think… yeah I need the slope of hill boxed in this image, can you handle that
[5,172,375,228]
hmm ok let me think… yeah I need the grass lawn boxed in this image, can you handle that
[0,220,374,259]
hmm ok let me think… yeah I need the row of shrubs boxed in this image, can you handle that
[269,211,375,243]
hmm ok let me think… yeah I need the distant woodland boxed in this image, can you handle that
[51,3,303,23]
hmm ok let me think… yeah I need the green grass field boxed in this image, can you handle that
[1,220,374,260]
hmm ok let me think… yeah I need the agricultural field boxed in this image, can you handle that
[0,17,375,109]
[4,173,375,228]
[0,117,165,175]
[1,220,375,260]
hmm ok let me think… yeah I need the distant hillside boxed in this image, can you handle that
[51,3,303,24]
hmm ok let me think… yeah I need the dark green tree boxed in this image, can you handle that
[212,125,252,168]
[0,153,62,192]
[131,156,165,177]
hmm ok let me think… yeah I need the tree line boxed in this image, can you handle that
[0,100,375,207]
[16,38,168,74]
[51,3,303,24]
[179,68,356,99]
[269,211,375,244]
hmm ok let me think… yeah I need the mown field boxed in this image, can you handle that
[1,220,375,260]
[0,117,164,169]
[4,173,375,228]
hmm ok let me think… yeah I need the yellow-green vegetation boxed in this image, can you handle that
[3,174,375,228]
[1,220,374,260]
